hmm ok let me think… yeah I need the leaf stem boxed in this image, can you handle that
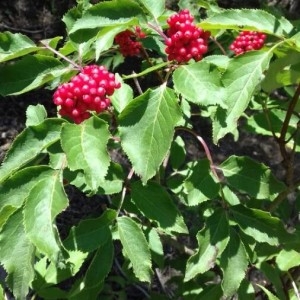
[176,127,220,181]
[147,22,168,41]
[287,271,300,300]
[40,41,82,70]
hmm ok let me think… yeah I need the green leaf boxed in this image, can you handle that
[203,54,230,70]
[0,166,56,229]
[25,104,47,127]
[69,0,143,42]
[276,249,300,271]
[199,9,293,36]
[170,136,186,170]
[185,209,229,281]
[61,116,111,192]
[173,60,225,107]
[222,185,240,205]
[0,118,64,183]
[63,209,116,252]
[0,208,35,300]
[117,216,153,282]
[110,74,134,113]
[290,32,300,50]
[260,262,286,300]
[230,205,288,246]
[23,170,68,262]
[0,54,65,96]
[146,228,164,268]
[213,50,273,143]
[245,109,299,150]
[257,284,280,300]
[220,228,248,297]
[0,31,38,63]
[262,50,300,92]
[84,235,114,288]
[95,25,129,60]
[136,0,165,19]
[183,159,220,206]
[220,155,286,199]
[119,84,181,183]
[194,284,223,300]
[131,181,188,234]
[34,251,88,288]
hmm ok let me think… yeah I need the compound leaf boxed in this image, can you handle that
[136,0,165,19]
[69,0,143,42]
[0,166,56,229]
[0,118,64,183]
[200,9,293,36]
[230,205,288,246]
[84,235,114,288]
[185,209,229,281]
[0,31,38,63]
[61,116,111,192]
[131,181,188,234]
[117,216,153,282]
[0,208,35,300]
[63,209,116,252]
[24,170,68,263]
[173,60,225,107]
[119,84,181,183]
[183,159,220,205]
[276,249,300,271]
[220,228,248,297]
[220,155,286,199]
[213,50,273,143]
[0,55,66,96]
[25,104,47,127]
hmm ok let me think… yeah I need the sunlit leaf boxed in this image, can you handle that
[61,116,111,192]
[24,170,68,262]
[119,84,181,183]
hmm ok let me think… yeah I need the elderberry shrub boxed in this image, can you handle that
[114,26,146,57]
[229,30,267,55]
[165,9,211,63]
[53,65,120,123]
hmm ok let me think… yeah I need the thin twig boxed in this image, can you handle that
[132,72,143,95]
[117,168,134,216]
[40,40,82,70]
[0,22,44,34]
[114,258,151,299]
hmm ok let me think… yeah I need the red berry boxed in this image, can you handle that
[165,9,210,63]
[53,65,120,123]
[115,26,146,57]
[229,31,267,55]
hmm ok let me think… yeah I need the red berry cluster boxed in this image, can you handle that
[114,27,146,57]
[229,31,267,55]
[165,9,210,63]
[53,65,120,124]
